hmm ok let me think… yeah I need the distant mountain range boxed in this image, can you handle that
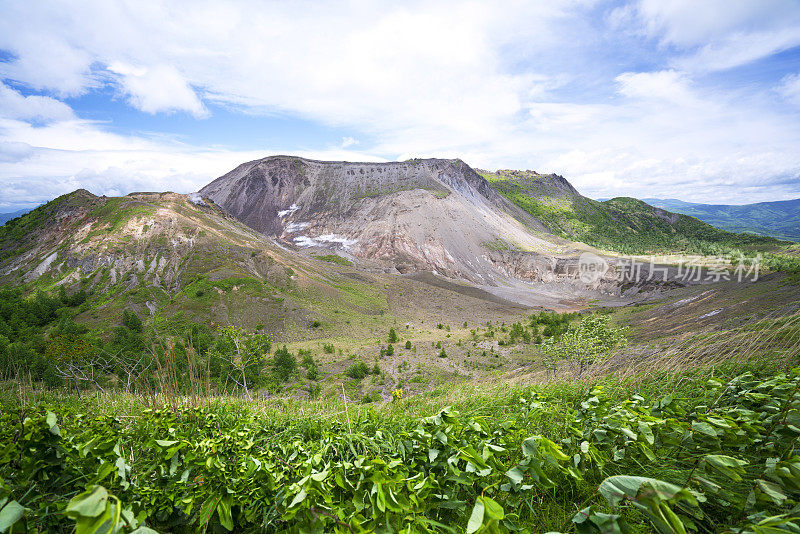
[0,208,34,225]
[641,198,800,242]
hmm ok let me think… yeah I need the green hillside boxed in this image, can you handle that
[483,170,789,256]
[644,197,800,242]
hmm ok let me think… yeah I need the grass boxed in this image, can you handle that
[483,169,792,257]
[311,253,354,266]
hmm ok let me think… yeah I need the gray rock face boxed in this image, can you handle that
[200,156,592,288]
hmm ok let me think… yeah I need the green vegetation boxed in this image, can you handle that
[2,363,799,532]
[646,197,800,242]
[483,170,789,256]
[345,360,370,379]
[311,254,354,266]
[272,345,297,381]
[541,314,627,376]
[0,190,99,261]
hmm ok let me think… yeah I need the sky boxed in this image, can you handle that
[1,0,800,210]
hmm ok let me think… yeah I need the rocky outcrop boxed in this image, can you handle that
[200,156,579,287]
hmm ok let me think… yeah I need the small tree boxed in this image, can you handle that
[273,345,297,382]
[388,327,398,343]
[48,334,106,395]
[540,314,626,377]
[216,326,271,398]
[346,361,369,379]
[386,344,394,356]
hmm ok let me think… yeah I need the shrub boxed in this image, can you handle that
[306,366,319,380]
[273,346,297,381]
[122,310,143,332]
[345,361,369,380]
[388,327,398,343]
[405,340,412,350]
[386,344,394,356]
[438,348,447,358]
[323,343,335,354]
[299,349,314,367]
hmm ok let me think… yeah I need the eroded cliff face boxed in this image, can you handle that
[200,156,598,286]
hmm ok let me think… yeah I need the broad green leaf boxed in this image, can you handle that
[703,455,747,482]
[288,489,307,509]
[691,421,717,438]
[0,500,25,532]
[197,496,219,526]
[506,466,524,485]
[46,411,60,436]
[216,496,233,531]
[481,497,504,521]
[466,498,485,534]
[757,480,788,506]
[598,476,695,508]
[65,486,109,519]
[638,422,654,445]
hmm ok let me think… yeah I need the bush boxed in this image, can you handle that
[386,344,394,356]
[309,320,322,328]
[345,361,369,380]
[388,327,398,343]
[438,348,447,358]
[122,310,143,332]
[306,366,319,380]
[323,343,335,354]
[299,349,314,368]
[273,346,297,381]
[405,340,412,350]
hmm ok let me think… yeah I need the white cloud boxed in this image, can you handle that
[778,73,800,106]
[615,70,699,106]
[616,0,800,72]
[108,62,207,117]
[0,0,798,208]
[0,115,386,210]
[0,83,75,122]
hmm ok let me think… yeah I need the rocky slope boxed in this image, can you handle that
[200,156,622,292]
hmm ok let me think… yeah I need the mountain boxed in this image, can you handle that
[0,182,612,342]
[199,156,606,291]
[0,208,33,225]
[0,189,421,339]
[642,198,800,242]
[481,169,788,255]
[3,156,794,341]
